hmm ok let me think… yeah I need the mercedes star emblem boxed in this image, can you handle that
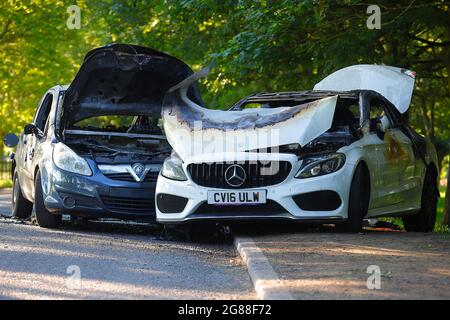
[224,164,246,187]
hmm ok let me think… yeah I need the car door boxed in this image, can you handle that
[382,125,422,208]
[21,92,55,200]
[368,98,417,209]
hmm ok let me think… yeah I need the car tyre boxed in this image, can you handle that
[402,169,437,232]
[35,172,61,228]
[336,163,370,233]
[12,171,33,219]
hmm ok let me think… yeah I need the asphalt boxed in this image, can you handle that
[0,191,255,300]
[2,189,449,300]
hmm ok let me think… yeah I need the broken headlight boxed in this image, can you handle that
[161,157,187,181]
[53,143,92,176]
[295,153,345,179]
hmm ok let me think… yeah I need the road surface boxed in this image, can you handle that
[1,189,449,300]
[0,190,255,299]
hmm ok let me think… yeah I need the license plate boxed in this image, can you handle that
[207,190,266,205]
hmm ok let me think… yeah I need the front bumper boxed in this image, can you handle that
[155,153,355,223]
[43,163,158,220]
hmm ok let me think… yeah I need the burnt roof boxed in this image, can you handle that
[230,90,363,110]
[243,90,360,101]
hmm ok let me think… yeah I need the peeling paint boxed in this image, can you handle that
[384,131,407,162]
[61,44,201,126]
[162,69,339,161]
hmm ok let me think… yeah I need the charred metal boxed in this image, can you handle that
[61,44,202,127]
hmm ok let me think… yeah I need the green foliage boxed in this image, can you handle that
[0,179,12,189]
[1,1,448,128]
[0,0,90,148]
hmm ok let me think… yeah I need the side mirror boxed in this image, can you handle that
[3,133,19,148]
[24,123,37,135]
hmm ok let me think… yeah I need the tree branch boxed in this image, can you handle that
[412,36,450,47]
[0,20,12,41]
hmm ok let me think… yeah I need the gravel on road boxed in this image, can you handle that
[0,191,255,300]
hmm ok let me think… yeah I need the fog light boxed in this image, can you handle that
[63,196,76,208]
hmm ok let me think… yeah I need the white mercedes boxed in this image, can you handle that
[155,65,439,232]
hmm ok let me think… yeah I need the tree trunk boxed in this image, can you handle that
[443,11,450,227]
[419,95,432,137]
[443,157,449,227]
[430,98,435,141]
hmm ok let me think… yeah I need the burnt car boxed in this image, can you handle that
[156,65,439,232]
[4,44,202,228]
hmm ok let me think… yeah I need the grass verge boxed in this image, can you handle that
[381,186,448,233]
[0,179,12,189]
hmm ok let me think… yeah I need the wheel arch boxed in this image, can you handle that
[32,165,41,197]
[358,159,370,181]
[355,159,371,205]
[426,162,440,197]
[34,165,40,183]
[11,159,16,180]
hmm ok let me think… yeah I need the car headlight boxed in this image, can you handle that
[53,143,92,176]
[295,153,345,179]
[161,157,187,181]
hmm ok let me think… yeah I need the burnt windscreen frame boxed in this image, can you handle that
[330,96,361,129]
[362,90,402,131]
[381,97,407,128]
[359,92,369,126]
[236,99,311,110]
[230,91,361,112]
[359,90,395,126]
